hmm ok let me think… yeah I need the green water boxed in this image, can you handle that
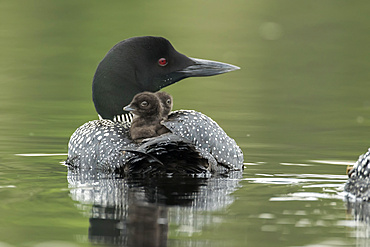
[1,1,370,246]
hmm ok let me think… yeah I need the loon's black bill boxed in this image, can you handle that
[123,105,134,112]
[178,57,240,77]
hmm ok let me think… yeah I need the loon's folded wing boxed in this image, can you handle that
[162,110,244,172]
[119,133,212,175]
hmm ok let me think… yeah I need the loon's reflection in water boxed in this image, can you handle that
[345,199,370,244]
[67,169,242,246]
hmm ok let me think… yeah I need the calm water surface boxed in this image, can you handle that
[1,1,370,246]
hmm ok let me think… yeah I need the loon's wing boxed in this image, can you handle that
[119,133,212,175]
[67,119,136,171]
[162,110,244,172]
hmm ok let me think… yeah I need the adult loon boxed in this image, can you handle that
[123,92,170,142]
[345,149,370,201]
[67,36,244,175]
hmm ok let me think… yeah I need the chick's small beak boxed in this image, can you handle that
[123,104,134,112]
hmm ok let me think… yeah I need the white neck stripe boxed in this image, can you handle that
[99,113,133,123]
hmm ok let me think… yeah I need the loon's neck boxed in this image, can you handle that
[92,51,147,120]
[98,112,134,123]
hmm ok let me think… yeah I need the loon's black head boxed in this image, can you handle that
[155,91,173,118]
[92,36,239,120]
[123,92,162,119]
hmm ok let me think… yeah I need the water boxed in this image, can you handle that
[1,0,370,246]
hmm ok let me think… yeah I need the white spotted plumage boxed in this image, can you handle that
[162,110,243,172]
[67,110,244,174]
[345,148,370,200]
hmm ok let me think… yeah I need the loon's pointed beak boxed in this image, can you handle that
[123,104,134,112]
[178,57,240,77]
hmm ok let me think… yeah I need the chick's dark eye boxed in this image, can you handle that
[141,101,148,107]
[158,58,168,66]
[166,99,171,105]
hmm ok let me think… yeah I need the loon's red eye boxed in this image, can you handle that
[158,58,168,66]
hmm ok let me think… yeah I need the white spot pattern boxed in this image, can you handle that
[163,110,244,172]
[345,148,370,201]
[67,110,244,174]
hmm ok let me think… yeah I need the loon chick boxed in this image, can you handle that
[119,91,215,175]
[67,36,243,174]
[123,92,169,142]
[345,149,370,201]
[155,91,173,119]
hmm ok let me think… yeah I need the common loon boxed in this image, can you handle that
[123,92,170,142]
[345,149,370,201]
[67,36,243,175]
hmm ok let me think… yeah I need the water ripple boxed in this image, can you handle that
[15,153,68,156]
[270,192,344,201]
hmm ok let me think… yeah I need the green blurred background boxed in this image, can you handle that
[0,1,369,246]
[1,0,369,159]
